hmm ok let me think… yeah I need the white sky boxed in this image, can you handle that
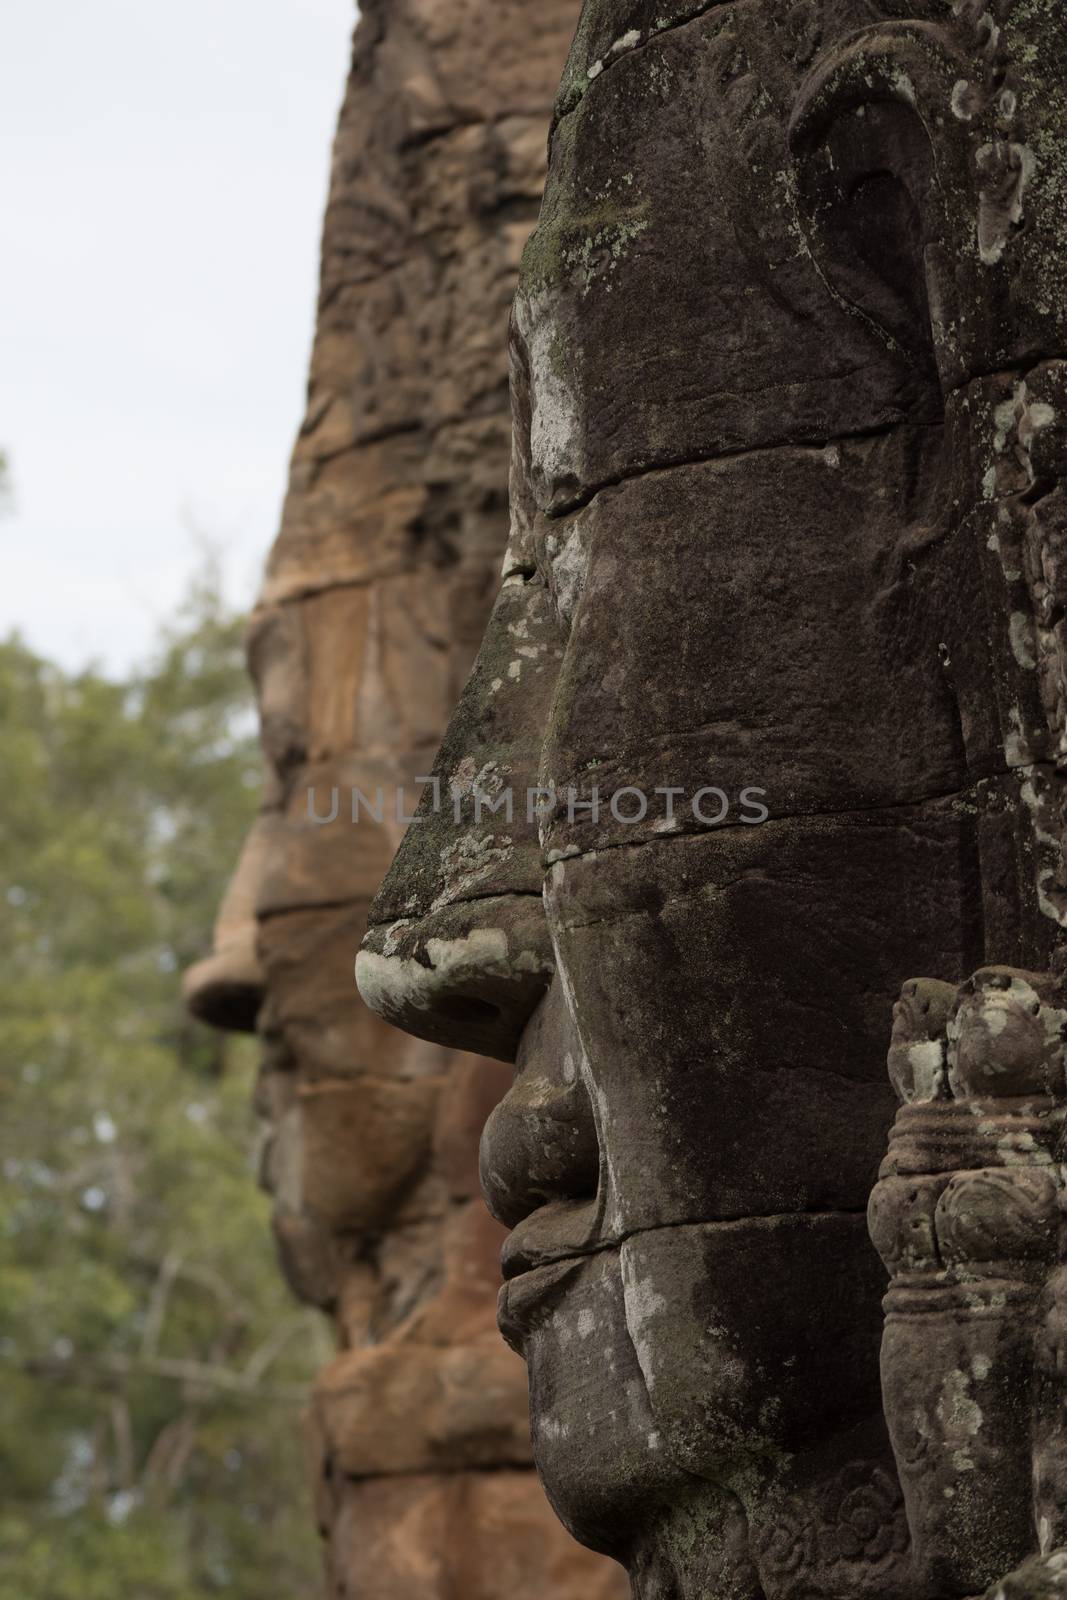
[0,0,356,674]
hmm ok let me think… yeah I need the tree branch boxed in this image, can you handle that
[241,1311,318,1386]
[110,1393,135,1491]
[141,1248,183,1359]
[21,1350,308,1404]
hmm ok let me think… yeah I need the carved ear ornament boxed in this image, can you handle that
[789,24,974,385]
[789,22,969,146]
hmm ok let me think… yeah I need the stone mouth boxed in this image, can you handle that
[497,1257,588,1351]
[500,1197,604,1281]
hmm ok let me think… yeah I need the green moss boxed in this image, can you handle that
[520,144,652,296]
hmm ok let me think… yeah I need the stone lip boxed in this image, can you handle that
[499,1197,603,1281]
[497,1257,585,1354]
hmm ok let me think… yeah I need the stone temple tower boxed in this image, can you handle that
[185,2,626,1595]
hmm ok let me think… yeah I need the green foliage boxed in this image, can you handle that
[0,568,324,1599]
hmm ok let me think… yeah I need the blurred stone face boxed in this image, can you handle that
[232,588,462,1307]
[184,0,582,1315]
[185,7,635,1596]
[359,0,1067,1592]
[181,273,507,1317]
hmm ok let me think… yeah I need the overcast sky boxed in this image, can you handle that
[1,0,355,673]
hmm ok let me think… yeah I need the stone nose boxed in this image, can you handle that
[356,895,554,1062]
[182,816,271,1032]
[356,566,564,1062]
[479,975,600,1229]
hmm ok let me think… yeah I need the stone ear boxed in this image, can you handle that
[787,24,969,390]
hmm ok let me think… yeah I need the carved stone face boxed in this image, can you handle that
[179,0,579,1316]
[358,1,1067,1593]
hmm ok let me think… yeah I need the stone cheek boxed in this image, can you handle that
[618,1218,886,1470]
[617,1219,910,1600]
[535,433,966,861]
[543,818,972,1239]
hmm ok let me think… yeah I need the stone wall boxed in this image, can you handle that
[185,3,625,1594]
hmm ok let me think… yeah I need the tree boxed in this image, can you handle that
[0,567,325,1599]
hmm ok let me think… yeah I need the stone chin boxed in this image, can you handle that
[497,1246,688,1565]
[498,1217,904,1600]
